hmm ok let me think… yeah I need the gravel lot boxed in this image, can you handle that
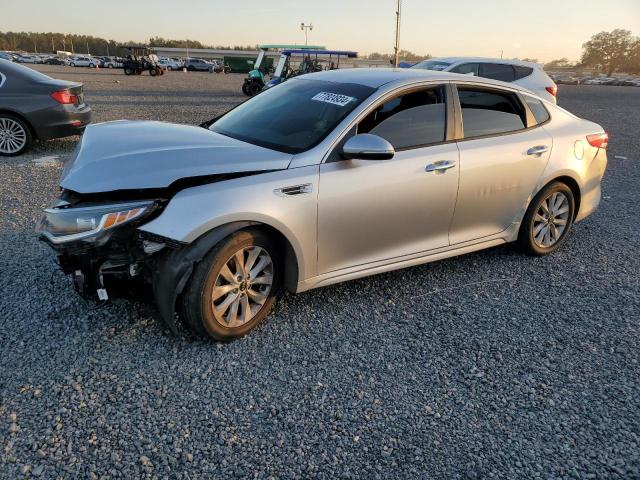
[1,65,639,479]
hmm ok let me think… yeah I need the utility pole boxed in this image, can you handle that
[52,36,55,53]
[394,0,402,68]
[87,42,90,55]
[70,38,74,53]
[106,42,110,57]
[300,23,313,46]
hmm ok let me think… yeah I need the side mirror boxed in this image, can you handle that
[341,134,395,161]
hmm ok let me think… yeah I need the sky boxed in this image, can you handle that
[3,0,640,62]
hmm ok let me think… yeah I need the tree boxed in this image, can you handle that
[544,58,572,69]
[581,29,634,76]
[624,39,640,74]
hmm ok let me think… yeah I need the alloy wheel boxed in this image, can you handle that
[532,191,570,248]
[211,246,274,328]
[0,118,27,154]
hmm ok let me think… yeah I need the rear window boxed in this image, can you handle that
[524,95,550,124]
[479,63,515,82]
[0,59,53,83]
[411,60,452,71]
[450,63,479,76]
[458,87,526,138]
[514,65,534,79]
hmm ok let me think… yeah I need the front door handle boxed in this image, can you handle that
[425,160,456,173]
[527,145,549,157]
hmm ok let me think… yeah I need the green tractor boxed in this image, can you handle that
[242,44,325,97]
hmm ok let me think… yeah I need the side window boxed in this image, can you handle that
[450,63,479,76]
[457,87,526,138]
[479,63,516,82]
[523,95,550,125]
[358,86,447,149]
[514,65,534,80]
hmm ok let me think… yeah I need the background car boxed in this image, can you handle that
[44,56,70,66]
[102,56,123,68]
[69,56,99,68]
[412,57,558,103]
[185,58,214,71]
[0,59,91,155]
[37,69,607,340]
[158,58,181,70]
[15,55,42,64]
[0,52,14,62]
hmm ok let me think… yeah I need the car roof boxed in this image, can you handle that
[429,57,542,68]
[299,67,532,92]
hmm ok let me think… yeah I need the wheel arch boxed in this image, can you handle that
[0,109,37,139]
[150,220,300,333]
[542,175,582,220]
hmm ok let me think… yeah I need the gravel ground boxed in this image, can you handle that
[1,66,639,479]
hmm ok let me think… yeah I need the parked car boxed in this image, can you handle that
[69,56,99,68]
[36,69,607,340]
[0,52,14,62]
[16,55,41,64]
[0,59,91,155]
[158,58,181,70]
[44,56,70,66]
[185,58,214,71]
[412,57,558,103]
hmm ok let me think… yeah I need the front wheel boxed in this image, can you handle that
[246,81,262,96]
[518,182,575,256]
[180,230,281,341]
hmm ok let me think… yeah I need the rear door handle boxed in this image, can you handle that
[425,160,456,173]
[527,145,549,157]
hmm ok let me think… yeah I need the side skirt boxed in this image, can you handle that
[296,235,513,293]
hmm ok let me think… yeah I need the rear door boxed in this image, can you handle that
[449,84,552,244]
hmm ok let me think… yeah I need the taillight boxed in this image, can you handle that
[546,85,558,97]
[586,132,608,149]
[51,90,78,105]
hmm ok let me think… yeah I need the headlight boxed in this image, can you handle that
[37,200,156,244]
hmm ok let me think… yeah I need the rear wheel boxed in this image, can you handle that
[149,67,158,76]
[124,67,134,75]
[518,182,575,256]
[180,230,281,341]
[0,114,32,156]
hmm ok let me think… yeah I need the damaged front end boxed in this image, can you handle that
[36,191,176,304]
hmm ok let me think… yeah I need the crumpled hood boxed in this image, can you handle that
[61,120,292,193]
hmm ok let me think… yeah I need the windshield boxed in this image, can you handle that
[210,79,376,154]
[411,60,452,71]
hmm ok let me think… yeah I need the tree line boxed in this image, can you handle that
[0,32,262,57]
[1,29,639,75]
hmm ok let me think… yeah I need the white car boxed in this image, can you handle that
[412,57,558,103]
[69,57,99,68]
[16,55,41,64]
[158,58,181,70]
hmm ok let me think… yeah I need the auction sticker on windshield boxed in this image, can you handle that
[311,92,356,107]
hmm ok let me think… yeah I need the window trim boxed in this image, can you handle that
[521,93,552,128]
[324,82,454,162]
[450,83,544,142]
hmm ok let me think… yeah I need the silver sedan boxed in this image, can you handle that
[37,69,608,340]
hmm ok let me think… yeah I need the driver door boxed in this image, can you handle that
[317,85,460,274]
